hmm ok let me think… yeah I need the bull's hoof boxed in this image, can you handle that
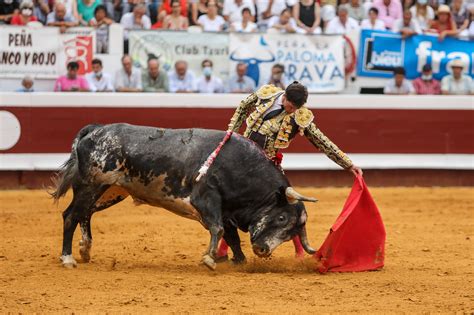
[231,257,246,265]
[202,254,216,271]
[60,255,77,269]
[79,240,91,263]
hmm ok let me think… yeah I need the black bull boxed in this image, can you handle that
[52,123,317,270]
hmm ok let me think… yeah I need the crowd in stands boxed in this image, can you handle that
[1,0,474,52]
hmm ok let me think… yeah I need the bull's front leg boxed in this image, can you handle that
[202,225,224,270]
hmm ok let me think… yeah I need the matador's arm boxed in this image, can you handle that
[227,92,258,132]
[304,122,353,169]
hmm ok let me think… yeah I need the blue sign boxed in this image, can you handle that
[357,30,474,80]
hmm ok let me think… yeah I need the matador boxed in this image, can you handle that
[217,81,363,260]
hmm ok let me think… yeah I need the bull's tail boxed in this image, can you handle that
[50,124,102,202]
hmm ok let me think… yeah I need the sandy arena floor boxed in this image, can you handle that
[0,186,473,313]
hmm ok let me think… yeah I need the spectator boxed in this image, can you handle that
[347,0,365,22]
[412,64,441,94]
[451,0,470,34]
[373,0,403,29]
[384,67,415,94]
[77,0,101,25]
[142,58,169,92]
[268,8,298,33]
[155,0,188,28]
[191,0,207,25]
[223,0,255,24]
[47,3,79,32]
[393,9,422,37]
[168,60,197,93]
[226,63,256,93]
[16,75,35,92]
[469,9,474,39]
[325,5,360,33]
[428,5,458,40]
[255,0,293,28]
[293,0,322,34]
[54,61,91,92]
[32,0,50,24]
[115,55,143,92]
[196,59,224,93]
[441,59,473,95]
[268,63,287,89]
[86,58,114,92]
[230,7,257,32]
[162,0,189,30]
[410,0,434,31]
[11,0,38,25]
[57,0,79,21]
[89,5,113,53]
[0,0,20,24]
[197,1,225,31]
[120,3,151,52]
[361,7,386,30]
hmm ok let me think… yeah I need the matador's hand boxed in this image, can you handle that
[349,165,363,177]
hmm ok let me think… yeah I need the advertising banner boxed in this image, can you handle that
[357,30,474,80]
[0,26,96,77]
[129,30,230,81]
[229,33,345,92]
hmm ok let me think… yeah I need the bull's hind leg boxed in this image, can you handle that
[61,185,108,268]
[78,186,129,263]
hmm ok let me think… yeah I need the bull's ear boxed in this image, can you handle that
[276,186,287,206]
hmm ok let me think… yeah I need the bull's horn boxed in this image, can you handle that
[299,225,316,255]
[285,187,318,204]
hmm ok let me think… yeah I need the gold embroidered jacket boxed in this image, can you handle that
[227,85,353,169]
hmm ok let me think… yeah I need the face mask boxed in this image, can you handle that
[22,8,33,16]
[417,0,428,5]
[272,74,282,81]
[203,66,212,77]
[95,71,102,78]
[421,74,432,80]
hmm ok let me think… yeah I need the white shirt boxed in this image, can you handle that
[231,21,258,32]
[223,0,255,23]
[361,18,386,30]
[197,14,226,32]
[267,15,298,32]
[384,78,415,94]
[409,5,434,30]
[86,72,114,92]
[263,93,285,118]
[325,16,360,34]
[392,18,422,34]
[441,75,474,95]
[120,12,151,39]
[196,75,225,93]
[168,70,197,92]
[256,0,296,20]
[114,67,142,90]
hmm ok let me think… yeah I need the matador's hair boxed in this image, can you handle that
[285,81,308,108]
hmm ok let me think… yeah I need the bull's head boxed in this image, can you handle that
[249,187,317,258]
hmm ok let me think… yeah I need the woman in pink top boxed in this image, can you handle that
[54,61,90,92]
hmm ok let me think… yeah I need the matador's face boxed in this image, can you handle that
[282,95,297,114]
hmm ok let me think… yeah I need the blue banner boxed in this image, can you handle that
[357,30,474,80]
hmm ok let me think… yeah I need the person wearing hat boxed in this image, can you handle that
[10,0,38,25]
[428,4,458,40]
[412,64,441,94]
[441,59,474,95]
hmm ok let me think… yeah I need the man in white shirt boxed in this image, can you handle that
[325,5,360,34]
[168,60,197,93]
[256,0,297,28]
[86,58,114,92]
[196,59,225,93]
[441,59,474,95]
[268,8,298,33]
[226,62,256,93]
[197,1,226,31]
[223,0,255,23]
[392,9,422,38]
[120,4,151,40]
[114,54,143,92]
[384,67,415,94]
